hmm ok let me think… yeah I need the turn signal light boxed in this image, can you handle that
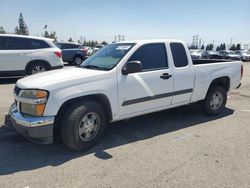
[35,104,46,116]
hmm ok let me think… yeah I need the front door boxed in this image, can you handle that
[118,43,174,117]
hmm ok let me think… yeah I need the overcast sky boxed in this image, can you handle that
[0,0,249,45]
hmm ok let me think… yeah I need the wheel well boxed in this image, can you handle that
[74,54,84,59]
[25,60,51,73]
[54,94,113,128]
[208,76,230,92]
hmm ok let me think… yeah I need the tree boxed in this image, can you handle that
[91,41,95,47]
[201,44,204,50]
[48,31,57,41]
[101,41,108,45]
[44,30,49,38]
[15,13,29,35]
[0,26,6,34]
[189,45,198,49]
[222,43,226,50]
[206,44,213,51]
[229,44,236,51]
[43,24,57,42]
[68,37,73,42]
[236,43,241,51]
[215,43,226,51]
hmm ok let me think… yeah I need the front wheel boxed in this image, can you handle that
[61,101,106,151]
[201,85,227,115]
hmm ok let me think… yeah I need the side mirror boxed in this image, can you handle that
[122,61,142,75]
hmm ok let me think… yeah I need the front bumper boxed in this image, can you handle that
[8,103,55,144]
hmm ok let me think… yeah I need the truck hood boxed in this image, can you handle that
[17,67,109,90]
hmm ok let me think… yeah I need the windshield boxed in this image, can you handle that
[81,43,135,71]
[55,43,62,49]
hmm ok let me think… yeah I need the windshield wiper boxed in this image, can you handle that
[81,65,110,71]
[82,65,100,70]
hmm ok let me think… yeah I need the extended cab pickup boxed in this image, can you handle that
[7,39,243,151]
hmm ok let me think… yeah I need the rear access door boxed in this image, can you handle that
[169,42,195,104]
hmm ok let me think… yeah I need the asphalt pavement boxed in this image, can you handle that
[0,63,250,188]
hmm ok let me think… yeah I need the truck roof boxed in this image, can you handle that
[117,39,185,44]
[0,34,54,41]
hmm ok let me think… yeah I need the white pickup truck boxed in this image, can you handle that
[7,39,243,151]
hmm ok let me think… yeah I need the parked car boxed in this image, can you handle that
[235,50,250,61]
[241,51,250,61]
[202,51,223,59]
[87,47,94,56]
[219,50,241,60]
[80,46,94,56]
[0,34,63,77]
[7,39,242,151]
[93,45,104,53]
[190,49,203,59]
[56,43,87,65]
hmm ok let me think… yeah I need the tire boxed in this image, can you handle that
[201,85,227,115]
[61,100,106,151]
[27,62,49,75]
[73,56,83,65]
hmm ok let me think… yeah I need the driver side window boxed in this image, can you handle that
[128,43,168,71]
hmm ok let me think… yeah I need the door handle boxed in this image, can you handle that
[160,73,172,80]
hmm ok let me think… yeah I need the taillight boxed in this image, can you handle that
[54,51,62,58]
[241,64,243,79]
[81,49,88,56]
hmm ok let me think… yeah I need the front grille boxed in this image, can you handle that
[14,86,21,96]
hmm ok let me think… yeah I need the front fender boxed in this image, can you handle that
[43,76,119,120]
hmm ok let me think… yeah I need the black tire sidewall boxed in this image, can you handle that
[203,86,227,115]
[73,56,83,65]
[61,101,106,151]
[27,62,49,75]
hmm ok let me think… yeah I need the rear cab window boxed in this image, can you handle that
[128,43,168,71]
[170,42,189,67]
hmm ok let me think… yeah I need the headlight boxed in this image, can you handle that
[17,90,49,117]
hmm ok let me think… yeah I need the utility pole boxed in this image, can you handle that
[192,34,199,48]
[74,30,76,42]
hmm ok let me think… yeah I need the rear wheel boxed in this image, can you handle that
[27,62,49,75]
[61,101,106,151]
[201,85,227,115]
[73,56,83,65]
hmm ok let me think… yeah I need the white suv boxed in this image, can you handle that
[0,34,63,77]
